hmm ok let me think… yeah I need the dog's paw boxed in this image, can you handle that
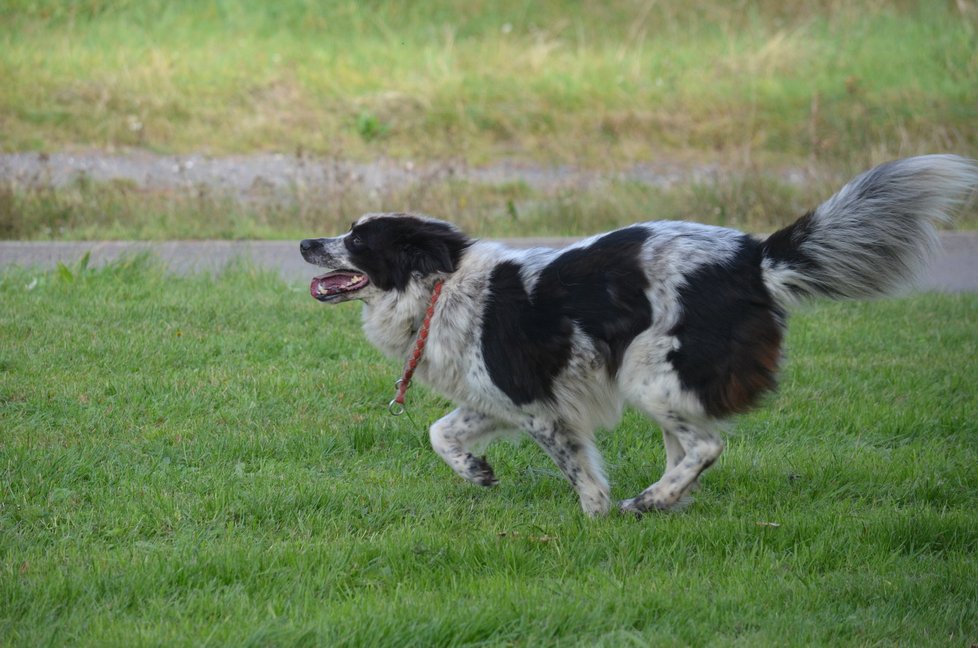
[618,497,646,518]
[618,493,689,517]
[580,492,613,517]
[465,454,499,487]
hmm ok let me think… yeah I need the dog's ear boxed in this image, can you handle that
[403,222,472,276]
[362,215,472,290]
[407,239,457,274]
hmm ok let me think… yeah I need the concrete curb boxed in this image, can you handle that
[2,232,976,292]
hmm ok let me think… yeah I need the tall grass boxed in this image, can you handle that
[3,2,976,241]
[4,157,974,241]
[0,168,852,240]
[1,1,976,166]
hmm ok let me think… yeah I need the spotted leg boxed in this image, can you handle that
[429,408,503,487]
[521,417,611,517]
[620,417,723,515]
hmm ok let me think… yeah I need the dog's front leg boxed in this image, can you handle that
[522,417,611,517]
[429,408,502,487]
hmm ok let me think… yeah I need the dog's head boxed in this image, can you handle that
[300,213,472,303]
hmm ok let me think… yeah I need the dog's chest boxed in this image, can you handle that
[361,321,409,362]
[375,289,499,406]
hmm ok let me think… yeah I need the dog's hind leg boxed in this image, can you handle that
[662,418,703,496]
[521,417,612,517]
[662,427,685,470]
[429,408,504,487]
[619,416,723,515]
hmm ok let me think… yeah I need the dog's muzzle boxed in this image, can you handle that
[300,238,371,302]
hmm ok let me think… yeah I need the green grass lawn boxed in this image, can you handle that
[2,260,977,646]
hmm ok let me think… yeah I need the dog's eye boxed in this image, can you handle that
[347,234,365,250]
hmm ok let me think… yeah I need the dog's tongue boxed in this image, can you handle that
[310,271,368,300]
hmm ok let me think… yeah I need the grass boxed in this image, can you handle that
[4,163,977,241]
[2,2,977,241]
[1,1,976,166]
[0,164,853,240]
[2,259,977,645]
[3,4,976,642]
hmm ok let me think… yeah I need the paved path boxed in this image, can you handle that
[2,232,976,292]
[0,151,758,197]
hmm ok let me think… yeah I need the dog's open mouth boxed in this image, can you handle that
[310,270,369,302]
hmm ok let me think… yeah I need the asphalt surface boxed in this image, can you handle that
[2,232,976,292]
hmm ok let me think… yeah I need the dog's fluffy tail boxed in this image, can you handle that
[760,155,978,305]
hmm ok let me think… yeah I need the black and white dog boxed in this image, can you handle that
[300,155,977,516]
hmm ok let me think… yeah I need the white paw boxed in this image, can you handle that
[580,491,613,517]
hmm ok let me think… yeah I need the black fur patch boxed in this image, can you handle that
[668,237,785,418]
[481,227,653,405]
[348,215,472,291]
[761,210,820,273]
[481,261,574,405]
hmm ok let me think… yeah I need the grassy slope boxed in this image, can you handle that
[1,1,976,165]
[2,261,977,645]
[2,1,977,240]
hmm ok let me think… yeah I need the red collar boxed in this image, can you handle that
[389,280,444,415]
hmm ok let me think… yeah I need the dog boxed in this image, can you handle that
[300,155,977,516]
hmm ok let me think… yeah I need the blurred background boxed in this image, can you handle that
[2,0,976,239]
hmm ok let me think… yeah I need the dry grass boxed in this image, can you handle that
[2,2,976,240]
[1,1,976,168]
[8,155,945,240]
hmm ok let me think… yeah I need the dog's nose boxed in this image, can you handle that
[300,239,316,254]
